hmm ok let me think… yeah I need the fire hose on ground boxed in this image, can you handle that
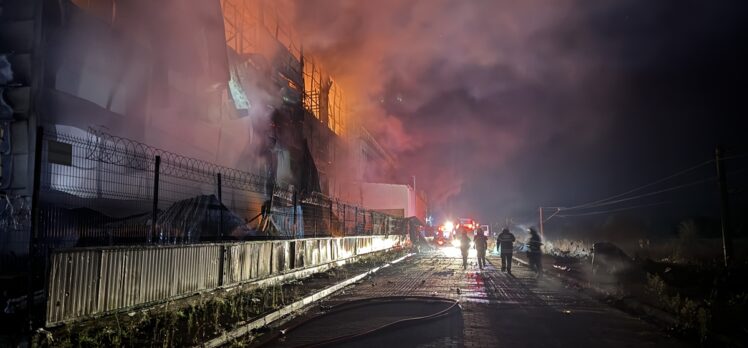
[255,296,462,347]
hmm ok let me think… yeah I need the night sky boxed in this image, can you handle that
[292,0,748,234]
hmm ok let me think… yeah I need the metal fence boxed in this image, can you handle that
[0,194,30,272]
[34,127,404,250]
[24,126,410,324]
[45,234,406,325]
[301,192,400,237]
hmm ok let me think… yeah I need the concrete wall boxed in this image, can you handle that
[361,182,427,222]
[361,183,409,216]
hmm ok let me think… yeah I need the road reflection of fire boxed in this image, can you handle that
[463,272,489,303]
[441,246,477,258]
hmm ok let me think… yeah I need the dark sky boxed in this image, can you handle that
[292,0,748,232]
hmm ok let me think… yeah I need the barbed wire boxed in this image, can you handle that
[42,128,406,240]
[55,128,273,192]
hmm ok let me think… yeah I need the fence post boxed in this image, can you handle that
[151,155,161,243]
[217,173,223,241]
[354,206,358,235]
[343,203,347,236]
[292,189,297,236]
[329,199,333,237]
[218,245,225,286]
[27,126,43,333]
[266,183,275,237]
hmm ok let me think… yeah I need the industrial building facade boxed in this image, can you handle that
[1,0,418,268]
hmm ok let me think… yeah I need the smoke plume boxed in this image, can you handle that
[289,0,616,218]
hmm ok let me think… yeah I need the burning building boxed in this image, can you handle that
[0,0,420,266]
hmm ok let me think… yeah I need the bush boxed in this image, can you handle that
[646,274,711,341]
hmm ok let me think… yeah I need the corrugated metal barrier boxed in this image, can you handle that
[45,235,405,326]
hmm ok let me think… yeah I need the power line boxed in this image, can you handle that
[724,153,748,161]
[557,200,674,218]
[543,208,561,223]
[563,176,715,211]
[545,156,747,221]
[560,159,714,211]
[728,167,748,176]
[542,177,714,223]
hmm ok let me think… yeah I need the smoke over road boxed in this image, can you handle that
[289,0,620,218]
[290,0,748,229]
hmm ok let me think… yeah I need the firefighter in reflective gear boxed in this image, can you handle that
[474,228,488,269]
[527,228,543,277]
[459,229,471,270]
[497,228,516,273]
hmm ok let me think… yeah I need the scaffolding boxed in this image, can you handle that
[303,57,322,121]
[221,0,261,56]
[221,0,347,136]
[220,0,301,59]
[302,57,347,136]
[328,78,346,136]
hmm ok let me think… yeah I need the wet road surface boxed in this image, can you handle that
[261,248,685,347]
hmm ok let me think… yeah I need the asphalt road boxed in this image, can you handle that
[261,247,685,348]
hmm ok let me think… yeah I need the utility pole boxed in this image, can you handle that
[538,206,544,241]
[715,146,733,269]
[537,207,561,242]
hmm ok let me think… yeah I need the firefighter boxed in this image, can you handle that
[497,228,516,274]
[474,228,488,269]
[527,228,543,277]
[459,229,471,270]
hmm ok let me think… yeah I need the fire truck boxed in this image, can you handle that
[456,218,478,232]
[434,217,481,246]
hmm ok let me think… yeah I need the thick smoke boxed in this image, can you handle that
[48,1,281,175]
[289,0,617,219]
